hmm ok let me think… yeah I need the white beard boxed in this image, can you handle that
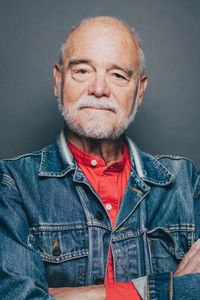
[58,80,140,140]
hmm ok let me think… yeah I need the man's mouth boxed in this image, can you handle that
[80,106,115,112]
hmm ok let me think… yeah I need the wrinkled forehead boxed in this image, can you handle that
[63,19,140,68]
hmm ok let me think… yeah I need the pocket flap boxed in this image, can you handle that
[147,227,193,259]
[28,224,88,263]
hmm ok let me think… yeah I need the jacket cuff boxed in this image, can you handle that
[148,272,173,300]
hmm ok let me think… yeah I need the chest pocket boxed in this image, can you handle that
[28,224,89,287]
[147,227,194,274]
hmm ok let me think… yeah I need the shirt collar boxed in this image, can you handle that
[67,140,129,172]
[38,130,174,185]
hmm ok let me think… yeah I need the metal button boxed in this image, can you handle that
[91,159,97,167]
[96,211,104,220]
[52,246,61,256]
[94,275,104,285]
[106,204,112,211]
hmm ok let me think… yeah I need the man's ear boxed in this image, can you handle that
[137,74,148,107]
[54,63,61,97]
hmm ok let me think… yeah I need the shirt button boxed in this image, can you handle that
[91,160,97,167]
[106,204,112,211]
[96,211,104,220]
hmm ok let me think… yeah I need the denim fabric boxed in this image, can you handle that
[0,131,200,299]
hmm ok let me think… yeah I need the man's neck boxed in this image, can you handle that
[65,128,125,165]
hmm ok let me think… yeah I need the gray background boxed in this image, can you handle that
[0,0,200,167]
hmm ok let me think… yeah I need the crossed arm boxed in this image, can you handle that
[1,178,200,300]
[49,239,200,300]
[49,285,106,300]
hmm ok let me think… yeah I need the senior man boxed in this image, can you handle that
[1,16,200,300]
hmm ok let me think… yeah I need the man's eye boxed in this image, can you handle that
[114,73,126,80]
[77,69,87,74]
[72,68,92,81]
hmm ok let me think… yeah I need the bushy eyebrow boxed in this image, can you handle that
[111,64,134,77]
[68,57,91,67]
[68,57,134,77]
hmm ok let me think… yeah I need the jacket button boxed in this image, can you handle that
[96,211,104,220]
[52,246,61,256]
[94,276,104,285]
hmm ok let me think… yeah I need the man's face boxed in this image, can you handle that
[55,20,146,139]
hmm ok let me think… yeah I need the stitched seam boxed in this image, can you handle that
[0,152,40,163]
[169,273,172,300]
[157,154,193,161]
[147,274,150,300]
[31,224,88,231]
[112,225,195,242]
[157,155,199,171]
[150,157,172,178]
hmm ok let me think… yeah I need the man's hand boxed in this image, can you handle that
[174,238,200,276]
[49,285,106,300]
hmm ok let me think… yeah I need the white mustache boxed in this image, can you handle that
[74,96,120,114]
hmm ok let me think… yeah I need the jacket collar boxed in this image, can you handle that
[38,131,75,177]
[39,131,174,186]
[126,136,174,186]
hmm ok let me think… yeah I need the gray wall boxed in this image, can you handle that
[1,0,200,167]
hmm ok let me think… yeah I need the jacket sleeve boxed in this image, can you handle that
[0,173,55,300]
[131,170,200,300]
[132,272,200,300]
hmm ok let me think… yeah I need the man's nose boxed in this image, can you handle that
[88,74,111,98]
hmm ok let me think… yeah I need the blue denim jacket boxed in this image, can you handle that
[0,131,200,300]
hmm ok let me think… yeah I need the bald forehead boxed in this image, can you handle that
[65,16,139,57]
[70,16,135,37]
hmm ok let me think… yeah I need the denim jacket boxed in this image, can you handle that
[0,131,200,300]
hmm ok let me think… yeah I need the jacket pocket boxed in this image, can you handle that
[28,224,88,287]
[147,227,194,274]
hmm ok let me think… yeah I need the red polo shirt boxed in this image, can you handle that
[68,141,141,300]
